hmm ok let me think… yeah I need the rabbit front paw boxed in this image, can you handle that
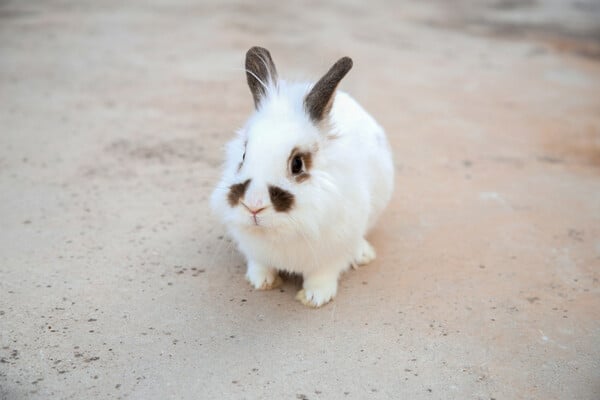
[296,271,339,308]
[246,261,282,290]
[352,238,376,269]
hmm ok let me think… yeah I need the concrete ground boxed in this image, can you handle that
[1,1,599,399]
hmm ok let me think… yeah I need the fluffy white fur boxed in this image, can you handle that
[211,78,394,307]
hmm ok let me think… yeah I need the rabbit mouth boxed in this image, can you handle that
[240,213,267,230]
[251,214,261,226]
[239,201,270,228]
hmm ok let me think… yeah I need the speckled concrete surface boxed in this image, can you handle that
[1,1,599,399]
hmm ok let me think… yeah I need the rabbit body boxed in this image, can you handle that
[211,48,393,307]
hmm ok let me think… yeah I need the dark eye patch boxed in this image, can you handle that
[288,148,313,183]
[228,179,251,207]
[268,185,294,212]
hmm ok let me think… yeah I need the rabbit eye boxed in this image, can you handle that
[291,155,303,175]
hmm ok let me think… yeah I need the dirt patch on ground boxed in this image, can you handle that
[423,0,600,60]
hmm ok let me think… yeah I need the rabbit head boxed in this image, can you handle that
[211,47,353,240]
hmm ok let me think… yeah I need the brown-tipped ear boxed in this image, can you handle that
[304,57,353,123]
[245,46,278,109]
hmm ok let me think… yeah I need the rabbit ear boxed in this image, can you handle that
[305,57,353,123]
[245,47,278,109]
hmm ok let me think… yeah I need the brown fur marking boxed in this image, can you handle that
[245,47,278,109]
[304,57,353,122]
[268,185,294,212]
[228,179,251,207]
[295,172,311,183]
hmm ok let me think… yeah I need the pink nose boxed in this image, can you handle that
[248,206,266,215]
[242,201,266,215]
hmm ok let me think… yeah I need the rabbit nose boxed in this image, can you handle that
[248,206,266,215]
[240,200,266,215]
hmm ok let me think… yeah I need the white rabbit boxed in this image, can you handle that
[211,47,394,307]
